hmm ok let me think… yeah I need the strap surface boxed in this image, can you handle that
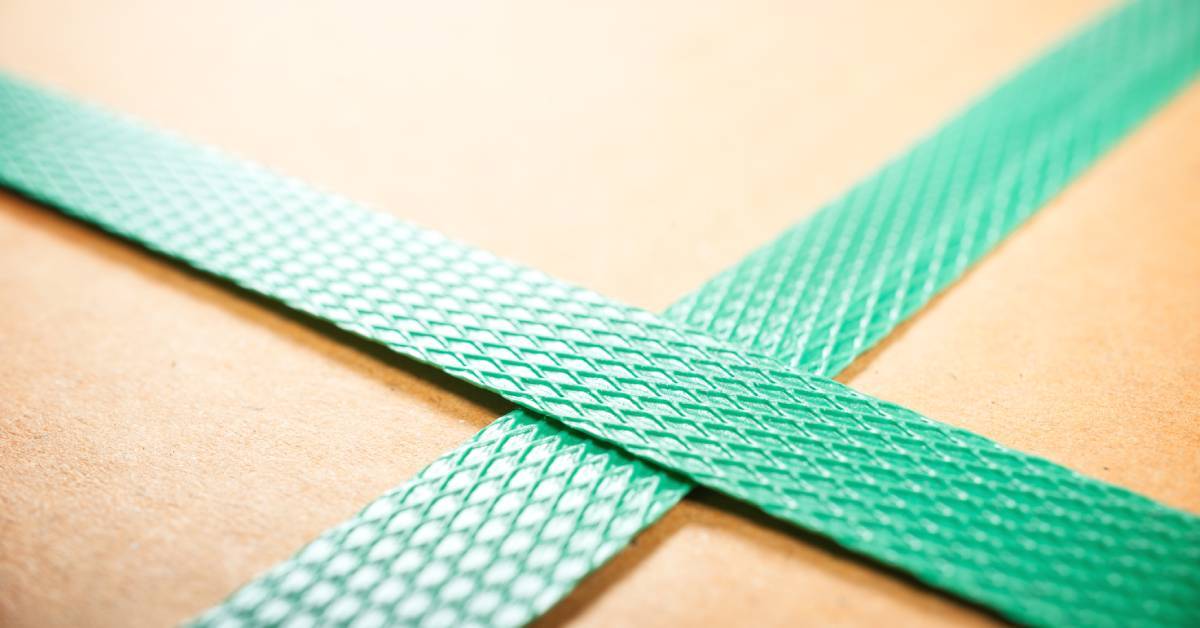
[2,1,1199,626]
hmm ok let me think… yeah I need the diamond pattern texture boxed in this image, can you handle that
[667,0,1200,375]
[1,1,1199,626]
[199,411,689,628]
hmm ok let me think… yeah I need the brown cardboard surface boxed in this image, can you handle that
[0,1,1196,626]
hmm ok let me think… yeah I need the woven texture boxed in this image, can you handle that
[2,1,1200,626]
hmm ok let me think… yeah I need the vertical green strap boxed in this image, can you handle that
[0,1,1197,626]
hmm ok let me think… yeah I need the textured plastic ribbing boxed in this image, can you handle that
[667,0,1200,374]
[2,2,1199,627]
[176,0,1200,623]
[184,1,1200,625]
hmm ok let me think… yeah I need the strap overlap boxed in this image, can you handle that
[1,1,1198,625]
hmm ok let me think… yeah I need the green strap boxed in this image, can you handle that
[669,0,1200,374]
[2,1,1198,625]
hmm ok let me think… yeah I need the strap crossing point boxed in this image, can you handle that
[1,1,1199,626]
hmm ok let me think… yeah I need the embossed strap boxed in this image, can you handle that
[2,1,1199,626]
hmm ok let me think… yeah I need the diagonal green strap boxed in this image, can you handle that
[668,0,1200,375]
[2,1,1199,625]
[202,1,1199,625]
[171,1,1200,624]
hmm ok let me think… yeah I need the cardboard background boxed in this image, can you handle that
[1,0,1196,625]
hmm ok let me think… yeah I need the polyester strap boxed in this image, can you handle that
[2,1,1199,626]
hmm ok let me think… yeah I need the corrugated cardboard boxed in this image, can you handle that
[1,1,1196,625]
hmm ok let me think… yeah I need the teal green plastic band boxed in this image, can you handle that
[204,1,1200,625]
[2,1,1199,626]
